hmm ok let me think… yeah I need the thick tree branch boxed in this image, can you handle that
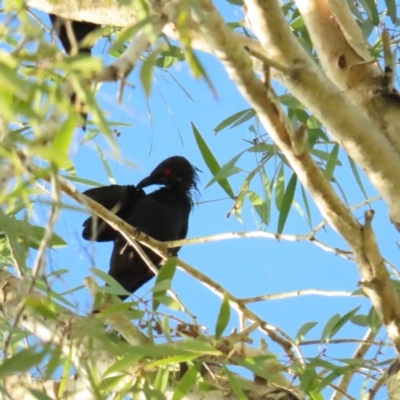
[243,0,400,229]
[294,0,400,171]
[28,0,264,57]
[194,0,400,354]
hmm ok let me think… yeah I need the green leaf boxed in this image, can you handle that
[367,307,382,333]
[328,306,361,338]
[295,321,318,344]
[146,354,200,369]
[141,51,159,96]
[90,267,131,297]
[49,116,76,169]
[247,143,275,153]
[224,367,247,400]
[307,115,321,129]
[230,109,257,130]
[192,123,235,198]
[235,357,287,385]
[153,257,177,311]
[0,60,29,99]
[321,314,341,343]
[385,0,397,24]
[172,363,202,400]
[206,152,243,188]
[311,148,342,165]
[300,186,312,227]
[153,295,182,310]
[153,366,170,393]
[0,216,67,250]
[178,340,221,355]
[231,158,269,219]
[155,45,185,68]
[25,297,58,320]
[185,48,216,96]
[0,347,48,377]
[110,18,152,55]
[347,156,368,200]
[28,390,54,400]
[215,293,230,339]
[279,94,305,109]
[299,364,319,392]
[320,308,362,343]
[98,375,126,391]
[350,314,368,327]
[324,143,339,180]
[275,163,285,211]
[358,0,379,25]
[214,109,254,133]
[104,353,144,376]
[62,175,104,187]
[95,141,116,184]
[277,173,297,234]
[248,190,269,225]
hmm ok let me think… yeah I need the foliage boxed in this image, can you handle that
[0,0,399,399]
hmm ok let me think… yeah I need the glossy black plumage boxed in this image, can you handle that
[49,15,100,128]
[82,185,144,242]
[49,15,99,55]
[82,156,199,298]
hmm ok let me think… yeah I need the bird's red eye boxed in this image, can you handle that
[163,168,171,176]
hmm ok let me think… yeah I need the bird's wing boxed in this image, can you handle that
[82,185,143,242]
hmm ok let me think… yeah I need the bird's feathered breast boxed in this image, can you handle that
[125,187,192,242]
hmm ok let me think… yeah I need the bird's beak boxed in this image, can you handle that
[136,175,168,189]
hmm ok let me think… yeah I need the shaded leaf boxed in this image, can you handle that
[172,363,202,400]
[153,257,177,311]
[0,348,48,377]
[277,172,297,234]
[324,143,339,180]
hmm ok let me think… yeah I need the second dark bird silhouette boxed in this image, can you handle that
[49,14,100,128]
[82,156,199,298]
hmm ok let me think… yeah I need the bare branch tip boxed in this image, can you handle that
[365,209,375,222]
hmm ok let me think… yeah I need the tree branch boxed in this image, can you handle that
[194,0,400,354]
[243,0,400,229]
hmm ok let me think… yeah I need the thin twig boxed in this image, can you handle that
[240,289,358,304]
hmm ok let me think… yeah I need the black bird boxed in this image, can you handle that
[49,14,100,128]
[49,15,99,55]
[82,156,199,298]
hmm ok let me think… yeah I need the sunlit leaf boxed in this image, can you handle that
[214,109,254,133]
[153,257,177,311]
[215,293,230,339]
[295,321,318,344]
[192,123,235,198]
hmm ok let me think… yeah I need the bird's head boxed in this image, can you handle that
[137,156,200,193]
